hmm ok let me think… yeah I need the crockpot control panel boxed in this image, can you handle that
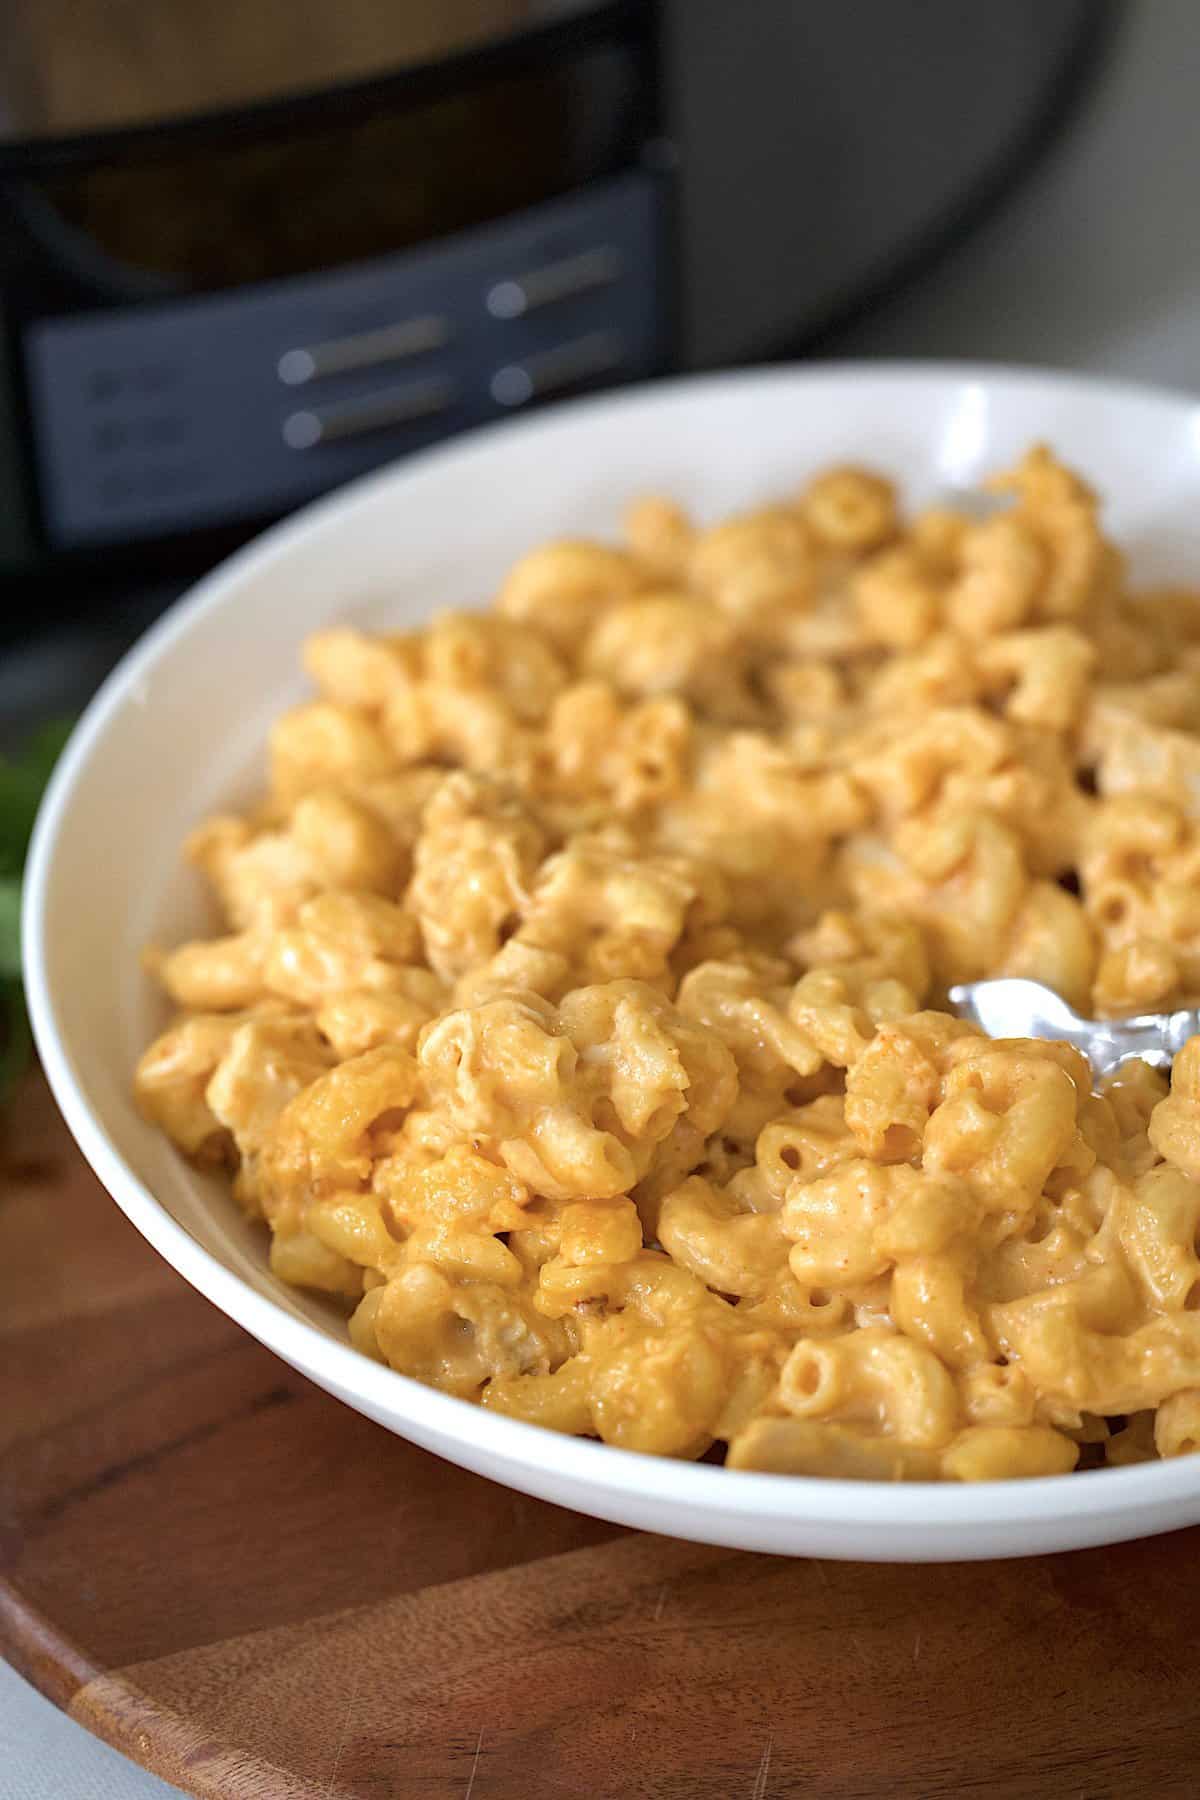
[24,172,664,548]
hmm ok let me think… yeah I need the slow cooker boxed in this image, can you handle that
[0,0,1114,595]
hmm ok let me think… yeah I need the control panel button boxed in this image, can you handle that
[283,374,456,448]
[486,246,622,320]
[277,314,451,386]
[490,329,624,407]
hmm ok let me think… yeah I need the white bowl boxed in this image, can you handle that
[25,363,1200,1560]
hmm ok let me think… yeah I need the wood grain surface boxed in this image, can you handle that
[4,1068,1200,1799]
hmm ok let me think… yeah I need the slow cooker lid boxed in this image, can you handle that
[0,0,604,148]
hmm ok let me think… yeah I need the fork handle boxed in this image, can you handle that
[1087,1007,1200,1080]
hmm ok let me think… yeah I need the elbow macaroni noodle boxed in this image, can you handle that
[136,446,1200,1480]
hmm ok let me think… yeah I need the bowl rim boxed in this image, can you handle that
[24,357,1200,1531]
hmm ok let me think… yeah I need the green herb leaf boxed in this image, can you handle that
[0,879,20,980]
[25,718,75,785]
[0,717,73,879]
[0,718,74,1107]
[0,767,44,879]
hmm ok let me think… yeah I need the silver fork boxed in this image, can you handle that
[948,978,1200,1080]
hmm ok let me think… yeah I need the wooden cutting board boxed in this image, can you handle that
[4,1068,1200,1800]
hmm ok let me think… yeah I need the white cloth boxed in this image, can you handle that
[0,1660,182,1798]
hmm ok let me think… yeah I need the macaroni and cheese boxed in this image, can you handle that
[136,447,1200,1480]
